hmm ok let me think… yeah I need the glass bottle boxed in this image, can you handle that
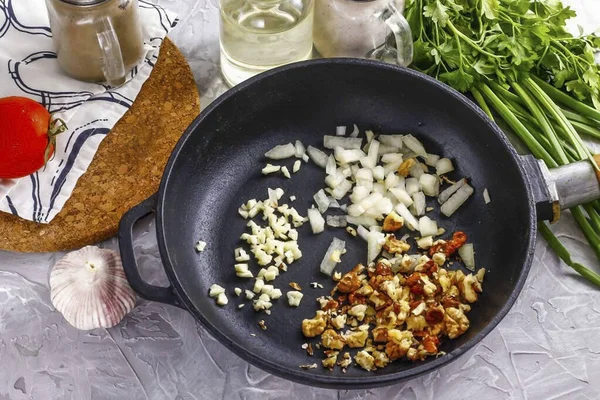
[46,0,145,86]
[220,0,315,87]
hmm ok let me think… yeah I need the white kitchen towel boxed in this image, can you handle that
[0,0,177,223]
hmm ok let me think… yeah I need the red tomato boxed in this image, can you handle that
[0,97,66,179]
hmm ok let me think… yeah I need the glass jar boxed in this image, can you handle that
[46,0,145,86]
[313,0,412,67]
[220,0,315,87]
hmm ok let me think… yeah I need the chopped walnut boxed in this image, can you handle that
[258,320,267,330]
[331,314,347,330]
[372,350,390,368]
[432,252,446,266]
[321,329,345,350]
[348,304,368,321]
[383,212,404,232]
[385,329,413,360]
[458,273,480,303]
[369,291,390,310]
[355,350,376,371]
[344,330,368,348]
[444,307,469,339]
[406,315,428,331]
[302,311,327,337]
[336,265,364,293]
[289,282,302,291]
[475,268,486,283]
[337,352,352,369]
[383,235,411,255]
[322,351,339,369]
[372,326,389,342]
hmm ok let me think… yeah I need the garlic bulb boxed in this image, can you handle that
[50,246,136,330]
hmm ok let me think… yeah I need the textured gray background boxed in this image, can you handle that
[1,0,599,398]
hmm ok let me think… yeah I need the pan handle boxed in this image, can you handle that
[522,155,600,222]
[118,194,183,309]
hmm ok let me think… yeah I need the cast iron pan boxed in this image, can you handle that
[119,59,541,388]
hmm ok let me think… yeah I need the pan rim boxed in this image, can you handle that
[155,58,537,388]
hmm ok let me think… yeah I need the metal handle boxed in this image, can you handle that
[523,155,600,222]
[118,194,183,308]
[96,16,127,87]
[368,5,413,67]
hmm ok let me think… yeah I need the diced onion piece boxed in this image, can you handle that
[381,153,403,164]
[359,192,383,210]
[416,236,433,249]
[302,153,309,162]
[436,158,454,175]
[403,134,427,158]
[324,136,363,150]
[483,188,491,204]
[281,166,291,179]
[458,243,475,270]
[293,160,301,173]
[438,178,467,204]
[419,174,440,197]
[357,225,369,241]
[262,164,281,175]
[216,293,228,306]
[326,154,337,175]
[405,178,421,195]
[347,204,366,217]
[307,146,329,168]
[327,215,347,227]
[335,147,365,164]
[367,230,386,263]
[367,140,380,167]
[395,203,419,230]
[365,130,375,143]
[425,153,440,167]
[419,216,438,237]
[350,124,360,138]
[328,197,341,208]
[441,184,474,217]
[378,144,401,156]
[290,195,296,202]
[379,134,404,148]
[294,140,306,158]
[384,172,400,190]
[325,171,345,188]
[372,165,385,181]
[287,290,304,307]
[308,208,326,234]
[389,187,413,206]
[336,126,347,136]
[355,168,374,187]
[367,197,393,216]
[314,189,330,213]
[265,143,296,160]
[350,185,370,204]
[412,192,426,216]
[320,237,346,276]
[331,179,353,200]
[347,215,378,227]
[383,159,403,176]
[409,163,424,179]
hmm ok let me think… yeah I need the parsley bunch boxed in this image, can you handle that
[405,0,600,286]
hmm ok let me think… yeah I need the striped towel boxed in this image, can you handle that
[0,0,177,223]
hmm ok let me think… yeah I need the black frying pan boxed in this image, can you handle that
[118,59,599,389]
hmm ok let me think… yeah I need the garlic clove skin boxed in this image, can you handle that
[50,246,136,330]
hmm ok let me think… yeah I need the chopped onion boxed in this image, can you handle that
[383,159,403,176]
[359,192,383,210]
[436,158,454,175]
[441,184,474,217]
[405,178,421,195]
[265,143,296,160]
[314,189,330,213]
[372,165,385,181]
[327,215,347,228]
[308,208,325,234]
[378,144,401,156]
[293,160,301,173]
[326,154,337,175]
[389,187,413,206]
[379,134,404,148]
[425,153,440,167]
[365,130,375,143]
[409,162,425,179]
[325,171,345,188]
[335,147,365,164]
[395,203,419,230]
[381,153,403,164]
[320,237,346,276]
[458,243,475,270]
[357,225,369,241]
[324,136,363,150]
[367,140,380,167]
[350,185,371,204]
[328,197,341,208]
[347,215,378,227]
[262,164,281,175]
[412,192,426,216]
[307,146,329,168]
[355,168,374,187]
[367,230,386,263]
[384,172,400,190]
[302,153,309,162]
[419,174,440,197]
[419,216,438,237]
[281,166,291,178]
[295,140,306,158]
[403,134,427,157]
[336,126,347,136]
[330,179,353,200]
[347,203,366,217]
[483,188,491,204]
[438,178,467,204]
[350,124,360,138]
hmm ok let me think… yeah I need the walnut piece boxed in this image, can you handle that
[383,235,411,255]
[444,307,469,339]
[383,212,404,232]
[321,329,345,350]
[345,330,368,348]
[302,311,327,337]
[355,350,376,371]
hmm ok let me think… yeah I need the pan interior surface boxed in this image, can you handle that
[157,60,535,387]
